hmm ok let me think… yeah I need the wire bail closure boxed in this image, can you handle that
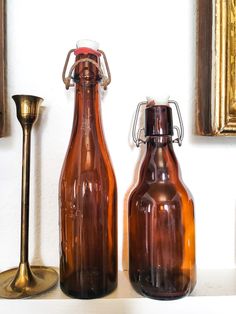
[62,48,111,90]
[132,100,184,147]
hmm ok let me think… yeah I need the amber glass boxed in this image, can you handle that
[59,52,117,299]
[129,135,196,300]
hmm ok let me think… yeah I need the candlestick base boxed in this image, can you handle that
[0,265,58,299]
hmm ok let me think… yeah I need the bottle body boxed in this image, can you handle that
[59,49,117,298]
[129,137,196,300]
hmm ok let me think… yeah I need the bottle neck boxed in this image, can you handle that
[139,136,180,183]
[72,82,100,133]
[147,136,173,146]
[68,75,106,172]
[71,52,102,138]
[65,51,110,172]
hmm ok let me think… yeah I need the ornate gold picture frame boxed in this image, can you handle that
[0,0,5,137]
[196,0,236,136]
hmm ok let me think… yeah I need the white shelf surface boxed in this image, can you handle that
[1,269,236,314]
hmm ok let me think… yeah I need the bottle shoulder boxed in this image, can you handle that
[60,162,116,184]
[129,180,193,207]
[62,135,114,170]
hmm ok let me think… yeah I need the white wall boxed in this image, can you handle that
[0,0,235,272]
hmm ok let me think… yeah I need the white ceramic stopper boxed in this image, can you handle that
[76,39,99,50]
[146,96,170,106]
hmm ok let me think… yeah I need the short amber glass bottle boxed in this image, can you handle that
[59,41,117,299]
[128,99,196,300]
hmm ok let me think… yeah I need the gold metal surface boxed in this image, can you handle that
[213,0,236,135]
[0,95,58,299]
[0,266,58,299]
[196,0,236,135]
[228,0,236,114]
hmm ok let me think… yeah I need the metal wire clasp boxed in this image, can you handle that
[132,101,148,147]
[132,100,184,147]
[62,48,111,90]
[169,100,184,146]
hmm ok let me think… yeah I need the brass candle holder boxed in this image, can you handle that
[0,95,58,299]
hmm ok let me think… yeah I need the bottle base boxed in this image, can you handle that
[60,283,117,299]
[132,285,190,300]
[60,271,117,299]
[130,268,193,300]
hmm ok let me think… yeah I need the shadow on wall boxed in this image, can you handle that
[3,94,12,138]
[122,103,146,271]
[235,205,236,266]
[0,95,15,149]
[32,106,47,265]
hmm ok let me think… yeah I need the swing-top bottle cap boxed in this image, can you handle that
[75,39,101,56]
[76,39,99,50]
[146,96,170,106]
[145,96,174,137]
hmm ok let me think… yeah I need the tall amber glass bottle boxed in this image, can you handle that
[129,99,196,300]
[59,40,117,299]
